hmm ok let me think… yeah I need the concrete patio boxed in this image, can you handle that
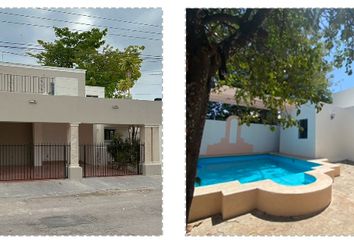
[188,160,354,236]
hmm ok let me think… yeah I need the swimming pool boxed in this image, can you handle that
[189,154,340,223]
[196,154,320,187]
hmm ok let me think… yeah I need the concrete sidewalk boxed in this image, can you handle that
[0,175,161,199]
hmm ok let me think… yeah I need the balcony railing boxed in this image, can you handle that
[0,73,54,95]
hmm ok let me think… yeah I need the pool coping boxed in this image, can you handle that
[189,153,340,223]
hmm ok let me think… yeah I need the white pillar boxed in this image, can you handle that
[140,125,161,175]
[68,123,82,180]
[32,123,43,166]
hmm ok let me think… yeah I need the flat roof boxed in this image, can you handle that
[210,86,294,110]
[0,61,86,74]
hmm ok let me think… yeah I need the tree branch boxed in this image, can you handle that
[203,13,242,25]
[217,9,272,79]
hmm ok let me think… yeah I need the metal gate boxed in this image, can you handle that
[0,144,69,181]
[79,143,144,178]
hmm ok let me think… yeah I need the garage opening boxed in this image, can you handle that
[0,122,69,181]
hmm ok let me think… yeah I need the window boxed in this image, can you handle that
[298,119,308,139]
[104,129,116,141]
[86,95,99,98]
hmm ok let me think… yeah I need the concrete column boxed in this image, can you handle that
[140,125,161,175]
[68,123,82,180]
[93,124,105,144]
[32,123,43,166]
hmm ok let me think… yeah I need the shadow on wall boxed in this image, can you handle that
[206,116,253,155]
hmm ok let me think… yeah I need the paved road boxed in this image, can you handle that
[0,176,162,235]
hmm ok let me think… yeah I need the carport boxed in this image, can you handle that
[0,91,162,181]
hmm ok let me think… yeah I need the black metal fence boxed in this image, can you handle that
[79,143,145,177]
[0,144,69,181]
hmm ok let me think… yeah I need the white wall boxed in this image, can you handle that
[54,77,79,96]
[279,104,316,158]
[338,106,354,161]
[200,120,227,154]
[242,123,280,152]
[200,118,279,155]
[332,88,354,108]
[315,104,348,162]
[85,86,105,98]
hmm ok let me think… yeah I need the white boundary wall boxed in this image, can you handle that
[200,117,279,156]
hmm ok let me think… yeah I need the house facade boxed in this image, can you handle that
[280,88,354,162]
[0,62,162,181]
[200,86,354,163]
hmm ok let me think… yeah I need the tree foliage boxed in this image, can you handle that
[29,27,144,98]
[207,101,277,125]
[107,134,140,166]
[205,9,354,128]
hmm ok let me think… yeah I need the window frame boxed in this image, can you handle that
[298,119,308,139]
[104,128,116,141]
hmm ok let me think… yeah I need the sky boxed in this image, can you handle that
[0,8,162,100]
[329,67,354,93]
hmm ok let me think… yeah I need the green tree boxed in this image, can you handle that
[29,27,144,98]
[186,9,354,223]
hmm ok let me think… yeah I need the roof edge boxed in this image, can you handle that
[0,61,86,73]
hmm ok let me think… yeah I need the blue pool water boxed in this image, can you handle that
[196,154,320,187]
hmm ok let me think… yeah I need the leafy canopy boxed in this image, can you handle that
[203,9,354,128]
[29,27,144,98]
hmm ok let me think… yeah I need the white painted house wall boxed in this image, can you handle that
[332,87,354,108]
[54,77,79,96]
[85,86,105,98]
[341,107,354,161]
[279,104,317,158]
[278,89,354,162]
[204,86,354,163]
[200,118,279,155]
[315,104,348,162]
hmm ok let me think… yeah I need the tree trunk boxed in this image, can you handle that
[185,9,271,225]
[186,9,220,224]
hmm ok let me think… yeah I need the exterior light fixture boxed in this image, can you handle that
[112,105,119,109]
[28,100,37,104]
[330,112,335,120]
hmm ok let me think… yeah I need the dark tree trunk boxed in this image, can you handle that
[186,9,220,223]
[185,9,271,225]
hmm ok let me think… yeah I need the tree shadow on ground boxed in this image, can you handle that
[338,160,354,166]
[249,208,326,222]
[207,207,327,226]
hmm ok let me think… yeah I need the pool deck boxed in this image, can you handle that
[188,160,354,236]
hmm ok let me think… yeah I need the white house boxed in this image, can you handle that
[280,88,354,162]
[0,62,162,181]
[200,86,354,163]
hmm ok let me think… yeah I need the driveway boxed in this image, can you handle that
[0,176,162,235]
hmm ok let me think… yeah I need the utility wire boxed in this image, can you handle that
[0,19,161,41]
[37,8,162,28]
[0,50,28,57]
[0,40,41,47]
[0,44,162,60]
[0,11,161,36]
[0,40,162,59]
